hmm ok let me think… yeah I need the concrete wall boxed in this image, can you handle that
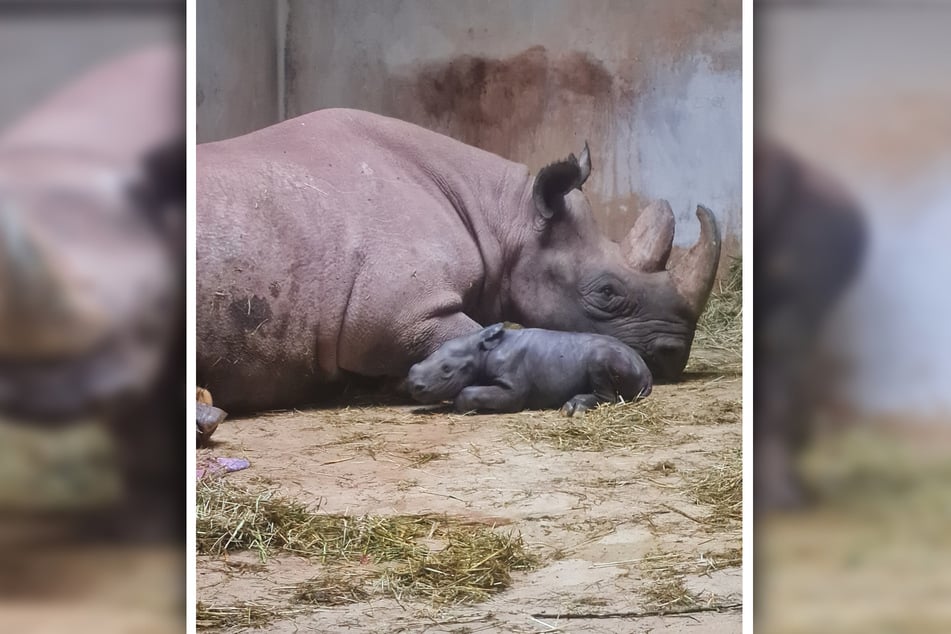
[196,0,281,142]
[197,0,741,256]
[759,3,951,420]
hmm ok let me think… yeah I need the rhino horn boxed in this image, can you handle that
[622,199,675,272]
[0,203,105,358]
[670,205,722,317]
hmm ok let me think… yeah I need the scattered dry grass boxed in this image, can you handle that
[396,479,418,491]
[638,550,702,612]
[196,601,297,630]
[331,431,387,457]
[291,573,371,606]
[687,397,741,425]
[683,447,743,526]
[642,575,701,611]
[699,547,743,573]
[197,479,538,611]
[636,547,740,613]
[647,460,678,475]
[689,256,742,372]
[382,527,537,604]
[403,450,447,468]
[511,397,672,451]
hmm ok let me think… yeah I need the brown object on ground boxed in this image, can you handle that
[197,388,213,406]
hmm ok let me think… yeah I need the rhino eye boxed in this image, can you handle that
[599,284,617,298]
[441,363,452,373]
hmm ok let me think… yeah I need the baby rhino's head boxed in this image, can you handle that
[406,324,505,404]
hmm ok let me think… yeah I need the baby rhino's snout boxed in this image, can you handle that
[406,364,427,396]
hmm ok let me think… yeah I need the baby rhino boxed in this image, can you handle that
[407,323,653,415]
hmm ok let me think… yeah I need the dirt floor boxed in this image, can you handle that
[195,349,742,633]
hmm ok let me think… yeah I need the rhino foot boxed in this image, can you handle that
[197,401,227,445]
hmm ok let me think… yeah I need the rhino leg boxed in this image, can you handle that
[454,385,525,414]
[197,401,227,445]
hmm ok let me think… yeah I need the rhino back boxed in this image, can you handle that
[197,109,527,412]
[486,329,617,406]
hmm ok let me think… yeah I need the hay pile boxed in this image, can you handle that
[690,256,742,370]
[382,526,536,603]
[197,479,537,611]
[513,397,670,451]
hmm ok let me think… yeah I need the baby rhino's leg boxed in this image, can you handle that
[454,385,525,414]
[560,349,651,418]
[560,393,601,417]
[559,350,619,417]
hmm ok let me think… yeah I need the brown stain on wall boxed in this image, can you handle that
[392,46,614,161]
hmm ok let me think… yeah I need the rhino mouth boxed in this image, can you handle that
[407,383,451,405]
[406,374,460,405]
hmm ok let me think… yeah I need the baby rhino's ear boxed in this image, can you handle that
[478,323,506,350]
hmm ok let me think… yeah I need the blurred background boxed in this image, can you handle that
[0,0,184,631]
[755,0,951,631]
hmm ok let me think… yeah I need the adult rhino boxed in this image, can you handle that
[197,109,721,413]
[0,45,184,537]
[0,45,184,421]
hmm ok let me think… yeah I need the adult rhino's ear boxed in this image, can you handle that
[478,323,506,350]
[129,137,185,231]
[532,142,592,220]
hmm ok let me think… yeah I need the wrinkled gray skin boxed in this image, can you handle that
[198,109,721,414]
[754,140,866,511]
[407,323,652,415]
[0,46,185,539]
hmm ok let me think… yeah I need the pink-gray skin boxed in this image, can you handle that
[754,140,866,511]
[407,323,652,416]
[0,45,184,422]
[197,108,721,414]
[0,45,184,540]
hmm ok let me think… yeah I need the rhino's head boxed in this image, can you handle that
[507,144,721,381]
[0,140,183,422]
